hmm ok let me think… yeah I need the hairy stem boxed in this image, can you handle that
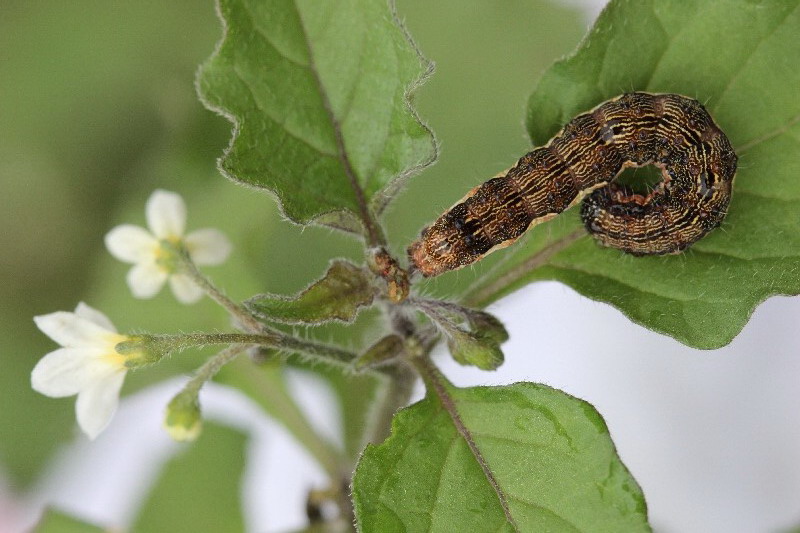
[183,343,250,396]
[168,242,263,332]
[149,332,360,369]
[461,227,586,308]
[363,363,417,447]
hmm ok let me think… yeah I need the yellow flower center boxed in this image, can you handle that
[154,237,184,274]
[103,333,131,368]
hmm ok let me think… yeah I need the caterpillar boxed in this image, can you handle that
[408,92,737,277]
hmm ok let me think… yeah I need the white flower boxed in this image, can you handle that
[31,303,134,439]
[104,189,232,304]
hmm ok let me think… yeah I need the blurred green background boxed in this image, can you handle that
[0,0,586,523]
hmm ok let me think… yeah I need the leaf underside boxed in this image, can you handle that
[197,0,436,235]
[353,382,650,532]
[445,0,800,349]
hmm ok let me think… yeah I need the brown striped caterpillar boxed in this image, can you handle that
[408,92,737,277]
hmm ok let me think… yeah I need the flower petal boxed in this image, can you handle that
[104,224,158,263]
[76,370,126,439]
[31,348,110,397]
[127,262,168,299]
[34,311,114,347]
[74,302,116,332]
[169,273,204,304]
[146,189,186,239]
[185,228,232,265]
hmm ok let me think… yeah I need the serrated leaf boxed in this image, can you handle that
[197,0,436,235]
[353,381,649,532]
[247,260,374,324]
[34,508,106,533]
[455,0,800,348]
[131,423,246,533]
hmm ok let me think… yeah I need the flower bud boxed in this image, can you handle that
[164,389,202,442]
[446,329,504,370]
[467,310,509,344]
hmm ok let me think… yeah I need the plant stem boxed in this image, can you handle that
[278,335,361,367]
[150,332,361,370]
[227,358,345,480]
[183,343,249,396]
[363,363,417,447]
[169,242,263,333]
[461,227,586,308]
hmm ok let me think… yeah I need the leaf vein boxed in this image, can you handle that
[416,358,520,531]
[288,0,383,245]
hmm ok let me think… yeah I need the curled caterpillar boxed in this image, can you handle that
[408,92,737,277]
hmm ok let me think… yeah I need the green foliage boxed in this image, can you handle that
[247,260,374,324]
[34,508,106,533]
[457,0,800,348]
[197,0,436,234]
[0,0,581,493]
[11,0,799,530]
[353,381,649,532]
[131,424,247,532]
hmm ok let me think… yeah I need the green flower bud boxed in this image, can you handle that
[467,311,509,344]
[446,329,504,370]
[164,390,202,442]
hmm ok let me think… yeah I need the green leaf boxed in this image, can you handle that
[131,423,246,533]
[355,334,404,370]
[353,380,649,532]
[456,0,800,348]
[34,508,106,533]
[414,299,509,369]
[197,0,436,235]
[247,260,374,324]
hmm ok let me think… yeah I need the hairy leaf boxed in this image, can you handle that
[197,0,436,236]
[454,0,800,348]
[355,334,404,370]
[353,380,649,532]
[247,260,374,324]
